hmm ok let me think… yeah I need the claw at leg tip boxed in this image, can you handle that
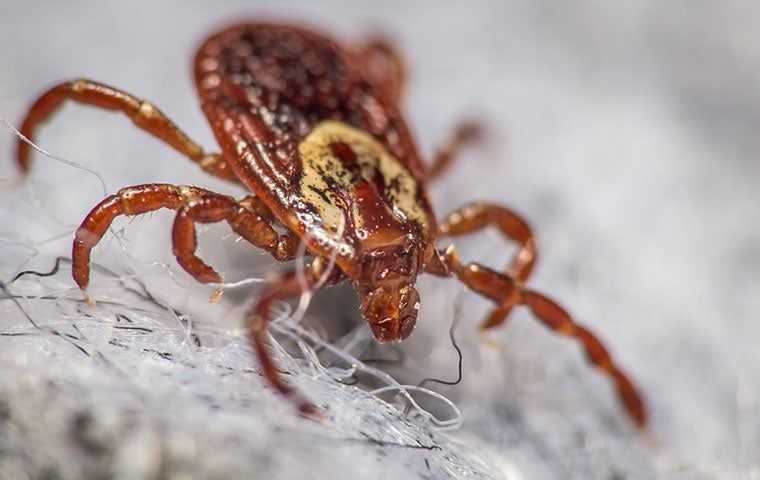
[209,287,224,303]
[82,290,95,306]
[479,332,503,351]
[0,176,23,190]
[298,401,324,421]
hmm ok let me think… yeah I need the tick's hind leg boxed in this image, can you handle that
[246,259,345,415]
[434,246,647,427]
[427,121,484,181]
[72,183,298,291]
[356,36,406,104]
[15,79,237,182]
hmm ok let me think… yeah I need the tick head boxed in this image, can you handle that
[360,282,420,343]
[356,239,421,342]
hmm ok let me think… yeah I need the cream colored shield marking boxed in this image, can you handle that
[298,121,427,250]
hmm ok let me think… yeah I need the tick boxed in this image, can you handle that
[14,22,646,426]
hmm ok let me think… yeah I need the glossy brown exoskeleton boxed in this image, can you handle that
[14,22,646,426]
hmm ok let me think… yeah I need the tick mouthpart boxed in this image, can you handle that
[359,283,419,342]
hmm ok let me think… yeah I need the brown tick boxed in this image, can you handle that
[14,22,646,426]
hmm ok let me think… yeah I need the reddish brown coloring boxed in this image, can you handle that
[14,22,646,427]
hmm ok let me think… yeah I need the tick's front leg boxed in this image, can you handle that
[438,202,535,283]
[431,245,647,428]
[72,184,298,291]
[15,79,237,182]
[437,202,536,329]
[246,258,345,415]
[172,194,299,283]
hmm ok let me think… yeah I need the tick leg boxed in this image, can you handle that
[15,79,237,182]
[72,184,297,290]
[427,121,484,180]
[246,259,345,415]
[355,36,406,104]
[438,203,536,328]
[172,195,299,283]
[438,247,647,427]
[439,203,536,282]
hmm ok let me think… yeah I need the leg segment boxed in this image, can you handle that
[72,184,297,290]
[16,79,237,182]
[438,203,536,282]
[172,194,299,283]
[246,259,345,415]
[437,246,647,427]
[427,121,484,181]
[438,203,536,328]
[356,36,406,104]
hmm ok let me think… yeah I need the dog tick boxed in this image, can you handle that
[14,21,646,426]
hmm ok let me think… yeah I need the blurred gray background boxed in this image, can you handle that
[1,1,759,479]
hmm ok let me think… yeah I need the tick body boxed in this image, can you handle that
[15,22,646,426]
